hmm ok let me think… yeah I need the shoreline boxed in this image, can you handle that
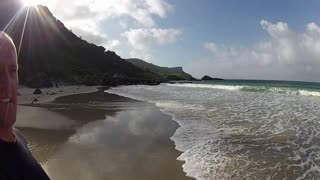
[16,85,194,180]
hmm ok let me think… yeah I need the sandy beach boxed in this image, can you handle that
[15,86,193,180]
[17,85,101,104]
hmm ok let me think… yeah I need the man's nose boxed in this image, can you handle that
[0,69,12,97]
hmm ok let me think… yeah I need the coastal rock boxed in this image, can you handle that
[201,75,224,81]
[31,98,38,103]
[33,88,42,94]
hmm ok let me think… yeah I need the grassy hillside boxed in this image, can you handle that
[127,58,195,80]
[3,4,162,87]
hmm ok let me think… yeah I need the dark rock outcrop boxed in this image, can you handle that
[33,88,42,94]
[31,98,39,103]
[201,75,224,81]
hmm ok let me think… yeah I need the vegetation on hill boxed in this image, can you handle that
[3,5,162,87]
[0,1,195,87]
[126,58,196,81]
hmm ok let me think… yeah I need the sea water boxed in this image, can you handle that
[106,80,320,180]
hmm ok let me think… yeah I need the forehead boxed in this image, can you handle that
[0,37,17,66]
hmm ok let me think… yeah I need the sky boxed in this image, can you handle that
[23,0,320,82]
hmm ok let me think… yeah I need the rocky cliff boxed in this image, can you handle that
[127,58,195,80]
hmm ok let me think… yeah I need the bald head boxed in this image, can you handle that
[0,32,18,128]
[0,32,17,64]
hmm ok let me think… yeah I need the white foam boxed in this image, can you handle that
[156,101,206,112]
[168,83,320,98]
[168,83,243,91]
[106,84,320,179]
[298,90,320,97]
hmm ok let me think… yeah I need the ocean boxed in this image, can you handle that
[106,80,320,180]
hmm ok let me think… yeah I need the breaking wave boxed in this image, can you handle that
[168,83,320,97]
[106,82,320,179]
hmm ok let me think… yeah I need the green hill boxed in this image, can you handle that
[0,1,195,87]
[126,58,195,80]
[3,5,162,87]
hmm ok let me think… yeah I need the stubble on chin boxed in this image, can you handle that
[0,103,16,128]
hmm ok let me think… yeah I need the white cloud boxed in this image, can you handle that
[302,22,320,59]
[66,19,100,35]
[44,0,175,59]
[70,27,119,51]
[187,20,320,82]
[71,27,105,43]
[122,28,182,50]
[70,27,113,48]
[129,50,153,61]
[204,42,218,53]
[260,19,289,38]
[122,28,181,61]
[146,0,173,18]
[86,0,171,27]
[119,20,128,29]
[48,0,173,28]
[103,40,120,51]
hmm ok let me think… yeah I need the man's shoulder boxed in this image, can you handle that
[0,128,51,179]
[13,127,28,147]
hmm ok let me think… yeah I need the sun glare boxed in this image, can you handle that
[23,0,43,7]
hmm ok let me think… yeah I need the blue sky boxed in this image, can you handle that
[36,0,320,81]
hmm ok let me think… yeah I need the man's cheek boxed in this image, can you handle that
[0,104,4,119]
[0,102,16,121]
[0,104,8,124]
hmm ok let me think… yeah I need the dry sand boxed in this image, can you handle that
[18,85,100,104]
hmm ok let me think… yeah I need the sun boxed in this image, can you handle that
[22,0,43,7]
[22,0,56,8]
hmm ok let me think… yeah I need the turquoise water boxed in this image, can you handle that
[107,80,320,180]
[192,79,320,96]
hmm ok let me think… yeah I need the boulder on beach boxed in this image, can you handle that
[31,98,39,103]
[33,88,42,94]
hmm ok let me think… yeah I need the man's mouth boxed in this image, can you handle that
[0,98,12,103]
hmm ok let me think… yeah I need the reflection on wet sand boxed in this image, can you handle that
[17,91,193,180]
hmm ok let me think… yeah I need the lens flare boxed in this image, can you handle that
[22,0,43,7]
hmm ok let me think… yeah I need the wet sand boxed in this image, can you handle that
[16,88,194,180]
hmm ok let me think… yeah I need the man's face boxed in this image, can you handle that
[0,36,18,128]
